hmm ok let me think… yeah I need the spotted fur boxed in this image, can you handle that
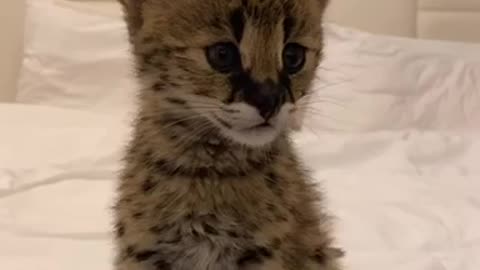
[114,0,343,269]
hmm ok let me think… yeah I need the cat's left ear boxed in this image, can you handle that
[118,0,146,38]
[316,0,329,12]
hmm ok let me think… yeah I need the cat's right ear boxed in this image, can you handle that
[315,0,330,13]
[118,0,145,37]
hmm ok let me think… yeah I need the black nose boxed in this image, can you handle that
[243,80,286,120]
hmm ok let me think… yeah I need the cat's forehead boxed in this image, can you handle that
[142,0,326,47]
[175,0,320,20]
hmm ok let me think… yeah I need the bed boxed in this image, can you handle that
[1,1,479,269]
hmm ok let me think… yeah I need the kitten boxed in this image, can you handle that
[114,0,343,269]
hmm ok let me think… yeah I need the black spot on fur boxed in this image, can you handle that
[266,203,277,212]
[151,225,182,244]
[166,133,179,141]
[135,250,156,261]
[142,178,156,192]
[275,214,288,222]
[115,222,125,237]
[150,224,169,234]
[154,259,171,270]
[265,172,279,188]
[157,236,182,245]
[202,223,219,236]
[227,230,240,238]
[155,159,186,177]
[142,36,155,44]
[142,48,160,65]
[152,83,165,91]
[126,246,135,257]
[313,248,326,264]
[230,7,245,42]
[237,250,262,266]
[258,247,273,258]
[210,15,223,30]
[283,16,295,42]
[265,202,288,222]
[271,237,282,249]
[133,212,144,219]
[237,247,273,266]
[165,97,187,105]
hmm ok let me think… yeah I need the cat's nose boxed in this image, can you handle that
[245,80,286,121]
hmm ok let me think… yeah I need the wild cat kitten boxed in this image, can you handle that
[114,0,343,269]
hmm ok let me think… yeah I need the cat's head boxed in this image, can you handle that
[120,0,328,148]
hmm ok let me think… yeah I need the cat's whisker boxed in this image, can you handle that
[301,109,365,126]
[160,113,214,131]
[173,123,215,149]
[175,95,224,106]
[301,120,353,133]
[297,100,348,109]
[149,107,222,115]
[310,79,354,91]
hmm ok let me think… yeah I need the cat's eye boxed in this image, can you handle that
[206,42,240,73]
[283,43,306,74]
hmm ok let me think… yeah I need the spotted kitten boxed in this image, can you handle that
[114,0,342,269]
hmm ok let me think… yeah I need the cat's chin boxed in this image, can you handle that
[215,123,283,148]
[201,102,293,148]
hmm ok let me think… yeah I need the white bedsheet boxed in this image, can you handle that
[295,130,480,270]
[1,28,480,268]
[1,100,479,270]
[0,104,129,269]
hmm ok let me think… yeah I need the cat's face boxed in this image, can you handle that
[121,0,328,147]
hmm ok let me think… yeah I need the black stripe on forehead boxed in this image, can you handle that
[241,0,283,27]
[283,16,295,43]
[230,7,245,42]
[282,0,296,42]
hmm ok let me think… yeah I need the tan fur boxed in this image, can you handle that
[114,0,343,269]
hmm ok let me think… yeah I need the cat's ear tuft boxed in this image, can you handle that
[315,0,329,12]
[118,0,145,37]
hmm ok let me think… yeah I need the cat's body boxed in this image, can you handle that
[115,0,342,269]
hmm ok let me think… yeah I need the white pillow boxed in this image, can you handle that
[306,24,480,132]
[16,0,137,115]
[16,0,480,131]
[0,103,130,234]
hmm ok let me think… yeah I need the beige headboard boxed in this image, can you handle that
[1,0,480,102]
[0,0,25,102]
[325,0,480,42]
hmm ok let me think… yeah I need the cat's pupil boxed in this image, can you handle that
[217,47,228,59]
[283,43,306,74]
[207,42,305,75]
[206,42,239,73]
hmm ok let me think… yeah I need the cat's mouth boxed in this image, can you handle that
[205,104,292,148]
[226,122,281,147]
[243,121,273,130]
[183,99,293,147]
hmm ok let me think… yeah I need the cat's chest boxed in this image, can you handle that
[144,175,295,231]
[148,215,289,270]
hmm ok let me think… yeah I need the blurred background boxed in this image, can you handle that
[2,0,480,102]
[0,1,479,270]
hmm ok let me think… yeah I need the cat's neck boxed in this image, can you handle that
[125,114,290,180]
